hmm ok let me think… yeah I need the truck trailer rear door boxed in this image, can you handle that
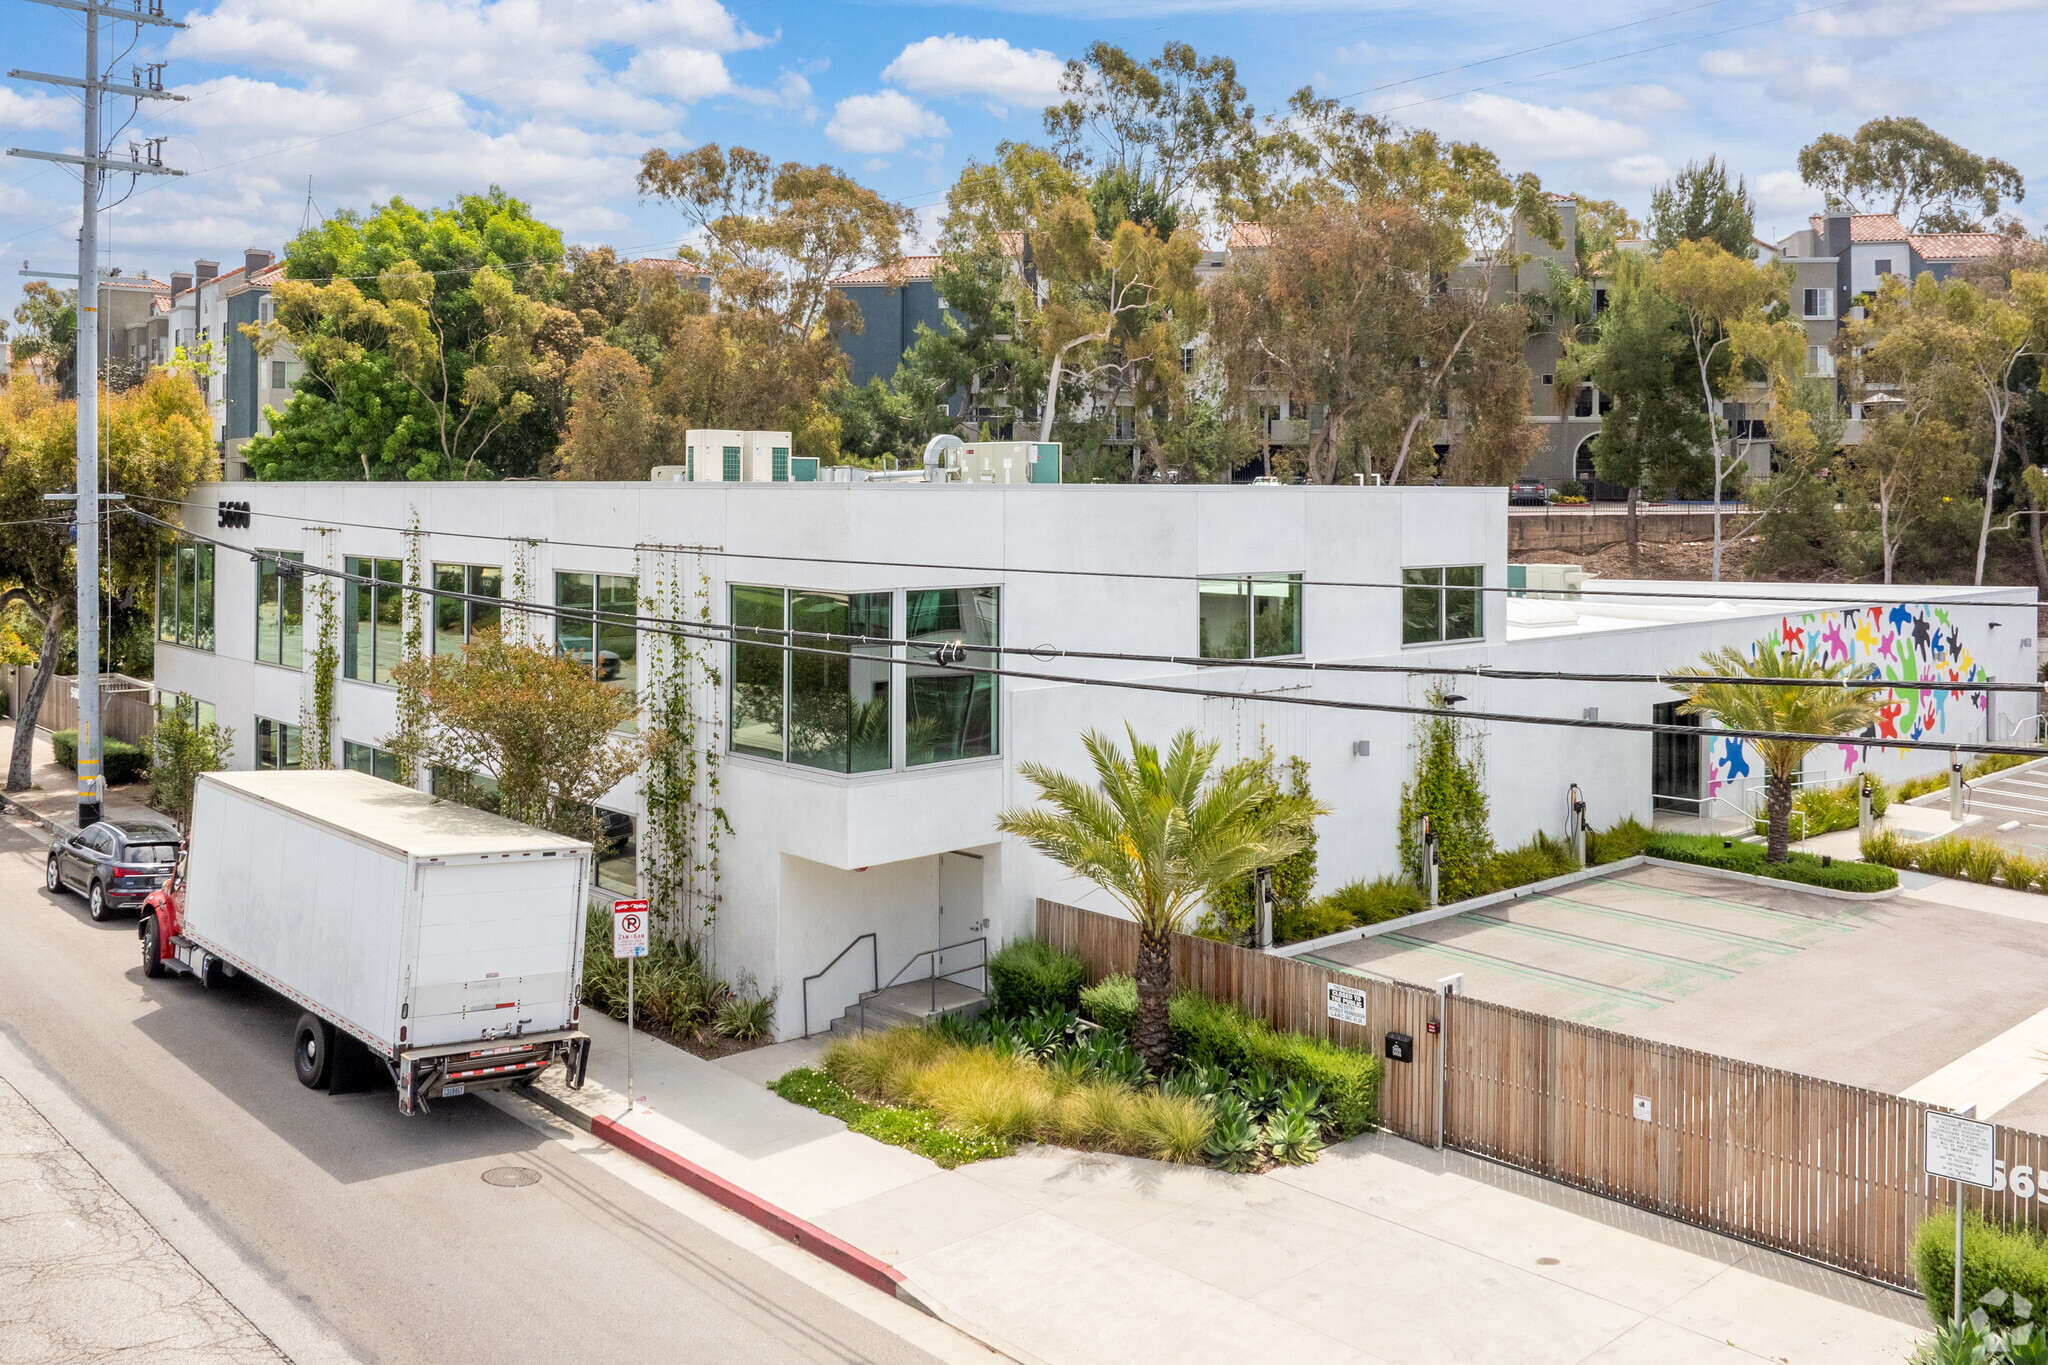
[406,857,584,1048]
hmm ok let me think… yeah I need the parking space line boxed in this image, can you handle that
[1537,895,1802,955]
[1900,1003,2048,1119]
[1964,800,2048,819]
[1464,909,1742,977]
[1374,932,1675,1009]
[1596,880,1865,932]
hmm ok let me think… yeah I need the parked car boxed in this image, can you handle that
[1509,480,1548,506]
[47,819,184,922]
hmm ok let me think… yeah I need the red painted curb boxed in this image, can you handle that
[591,1114,905,1297]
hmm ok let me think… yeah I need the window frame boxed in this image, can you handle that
[432,561,503,656]
[254,550,304,668]
[903,584,1000,769]
[254,716,303,770]
[341,739,400,783]
[1401,565,1485,647]
[155,539,215,652]
[342,555,404,685]
[1196,573,1303,661]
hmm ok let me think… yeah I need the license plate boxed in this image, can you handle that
[442,1084,465,1097]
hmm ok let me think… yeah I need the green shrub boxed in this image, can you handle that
[1482,830,1581,893]
[1642,832,1897,892]
[715,990,776,1041]
[987,938,1087,1017]
[1080,974,1137,1034]
[1861,833,2048,895]
[1168,991,1380,1137]
[1753,773,1892,839]
[1914,1212,2048,1332]
[1901,754,2041,803]
[1273,897,1356,944]
[1320,875,1425,925]
[771,1067,1011,1168]
[49,728,150,785]
[1588,816,1656,864]
[1860,828,1911,869]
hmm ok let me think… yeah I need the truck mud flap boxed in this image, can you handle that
[565,1035,591,1090]
[327,1032,383,1097]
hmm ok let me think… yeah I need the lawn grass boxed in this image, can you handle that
[770,1066,1013,1168]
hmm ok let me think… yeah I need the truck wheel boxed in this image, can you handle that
[293,1014,333,1090]
[87,881,109,922]
[140,917,164,979]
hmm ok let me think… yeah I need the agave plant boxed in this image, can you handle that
[1237,1068,1286,1120]
[1263,1108,1325,1165]
[1277,1078,1328,1125]
[1205,1094,1262,1172]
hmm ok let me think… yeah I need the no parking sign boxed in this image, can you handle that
[612,899,649,958]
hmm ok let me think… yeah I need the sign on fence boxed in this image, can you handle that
[612,899,649,959]
[1926,1109,1996,1188]
[1326,982,1369,1027]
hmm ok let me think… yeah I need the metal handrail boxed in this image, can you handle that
[801,932,878,1039]
[858,936,989,1036]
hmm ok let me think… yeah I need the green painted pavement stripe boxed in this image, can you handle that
[1531,895,1803,955]
[1374,933,1673,1009]
[1606,877,1867,931]
[1461,909,1741,978]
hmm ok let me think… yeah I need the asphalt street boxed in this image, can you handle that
[0,807,950,1365]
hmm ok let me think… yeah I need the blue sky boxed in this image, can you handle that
[2,0,2043,321]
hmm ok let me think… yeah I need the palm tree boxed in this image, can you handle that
[995,726,1327,1073]
[1670,645,1884,864]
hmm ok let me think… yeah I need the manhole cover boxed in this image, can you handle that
[481,1167,542,1188]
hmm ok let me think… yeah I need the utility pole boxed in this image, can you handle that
[9,0,185,830]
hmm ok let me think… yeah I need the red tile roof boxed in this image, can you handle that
[632,257,706,275]
[1910,232,2013,261]
[1809,213,1909,243]
[829,256,939,286]
[100,275,168,291]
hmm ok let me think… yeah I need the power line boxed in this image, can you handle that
[126,508,2047,747]
[116,490,2046,615]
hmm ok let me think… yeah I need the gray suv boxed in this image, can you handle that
[47,819,184,922]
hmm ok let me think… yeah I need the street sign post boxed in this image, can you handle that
[613,900,649,1110]
[1925,1103,1994,1324]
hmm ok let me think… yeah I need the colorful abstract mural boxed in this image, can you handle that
[1705,604,1989,799]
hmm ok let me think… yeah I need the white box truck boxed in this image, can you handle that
[141,770,592,1114]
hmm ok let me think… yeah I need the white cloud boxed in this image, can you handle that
[825,90,948,155]
[1425,94,1650,165]
[882,35,1063,108]
[1589,85,1690,119]
[1698,48,1784,79]
[1605,155,1671,189]
[1754,169,1813,218]
[623,47,736,103]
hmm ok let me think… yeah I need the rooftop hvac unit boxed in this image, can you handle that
[947,441,1061,484]
[1506,563,1585,600]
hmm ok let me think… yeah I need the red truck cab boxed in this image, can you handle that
[139,856,185,977]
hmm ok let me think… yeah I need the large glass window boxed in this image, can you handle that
[434,562,502,654]
[1198,574,1301,660]
[593,806,637,895]
[905,587,998,766]
[788,591,892,773]
[157,691,216,730]
[344,556,403,683]
[255,552,303,667]
[555,573,637,704]
[255,717,302,770]
[730,585,787,759]
[342,740,399,783]
[156,541,215,651]
[1402,566,1484,645]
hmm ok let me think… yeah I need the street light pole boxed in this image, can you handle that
[73,3,101,830]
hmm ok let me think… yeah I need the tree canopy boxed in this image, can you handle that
[1798,116,2025,232]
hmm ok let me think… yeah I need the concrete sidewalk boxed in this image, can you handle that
[535,1012,1928,1365]
[0,720,158,834]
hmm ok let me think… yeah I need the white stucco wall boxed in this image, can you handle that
[153,481,2038,1039]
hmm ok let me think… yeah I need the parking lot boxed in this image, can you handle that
[1304,862,2048,1133]
[1952,760,2048,854]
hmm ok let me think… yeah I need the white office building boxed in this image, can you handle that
[152,480,2038,1038]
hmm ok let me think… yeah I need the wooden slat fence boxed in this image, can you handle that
[1039,897,2048,1290]
[4,667,155,745]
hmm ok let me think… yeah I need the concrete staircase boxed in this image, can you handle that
[826,978,988,1037]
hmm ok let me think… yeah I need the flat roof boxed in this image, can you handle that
[1505,578,2033,642]
[198,770,590,859]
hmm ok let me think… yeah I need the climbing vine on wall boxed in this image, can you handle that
[1397,683,1494,901]
[507,538,542,647]
[392,512,427,787]
[302,528,339,769]
[638,547,730,952]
